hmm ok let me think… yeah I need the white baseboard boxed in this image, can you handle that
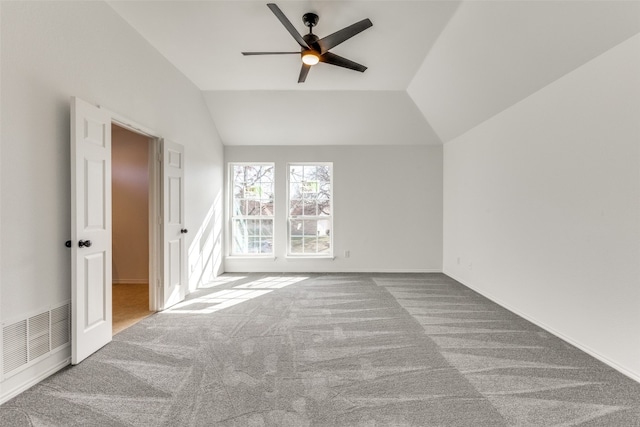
[444,269,640,384]
[112,278,148,284]
[0,350,70,404]
[368,269,443,273]
[223,267,443,274]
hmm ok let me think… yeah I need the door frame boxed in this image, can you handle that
[106,109,162,312]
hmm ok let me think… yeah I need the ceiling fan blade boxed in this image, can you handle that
[298,63,311,83]
[267,3,310,49]
[316,18,373,54]
[242,52,300,55]
[319,52,367,72]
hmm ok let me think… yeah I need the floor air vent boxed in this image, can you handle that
[51,304,71,349]
[28,312,50,362]
[3,320,27,375]
[2,302,70,378]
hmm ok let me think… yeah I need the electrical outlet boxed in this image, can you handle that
[344,250,350,258]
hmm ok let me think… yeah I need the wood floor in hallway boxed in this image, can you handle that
[112,283,153,335]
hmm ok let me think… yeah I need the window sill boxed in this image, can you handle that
[225,255,276,261]
[225,255,336,261]
[285,255,335,260]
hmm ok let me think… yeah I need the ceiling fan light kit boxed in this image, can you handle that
[301,51,320,66]
[241,3,373,83]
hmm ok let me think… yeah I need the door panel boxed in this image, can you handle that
[169,176,182,223]
[85,159,106,229]
[85,253,106,327]
[162,140,186,309]
[71,97,112,364]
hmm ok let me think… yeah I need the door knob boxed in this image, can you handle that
[65,240,72,248]
[180,229,188,234]
[78,240,92,248]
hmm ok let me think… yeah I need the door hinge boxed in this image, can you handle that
[158,216,162,225]
[157,152,162,163]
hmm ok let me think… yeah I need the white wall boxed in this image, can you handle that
[443,34,640,379]
[225,145,443,273]
[0,1,224,399]
[112,126,150,284]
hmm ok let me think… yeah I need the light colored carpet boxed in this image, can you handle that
[1,273,639,426]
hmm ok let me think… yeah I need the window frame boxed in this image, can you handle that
[286,162,334,258]
[228,162,275,257]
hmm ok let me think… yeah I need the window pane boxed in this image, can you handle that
[232,219,247,253]
[290,182,302,199]
[259,239,272,254]
[303,236,317,253]
[317,219,331,237]
[260,182,274,197]
[319,166,331,181]
[260,166,274,182]
[290,237,303,253]
[233,184,244,199]
[318,199,331,216]
[290,199,302,216]
[261,201,274,216]
[304,165,318,181]
[318,218,331,254]
[261,220,273,237]
[236,199,245,215]
[303,200,317,216]
[318,236,330,254]
[233,165,246,178]
[290,166,303,183]
[248,237,260,254]
[244,185,259,199]
[290,219,303,236]
[232,199,242,216]
[302,180,318,194]
[233,219,246,235]
[302,219,317,236]
[319,182,330,197]
[244,200,258,216]
[245,219,257,236]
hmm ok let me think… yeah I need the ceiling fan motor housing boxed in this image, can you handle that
[303,33,320,48]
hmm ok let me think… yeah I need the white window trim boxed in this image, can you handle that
[228,162,275,257]
[286,162,334,258]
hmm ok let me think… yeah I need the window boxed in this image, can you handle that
[288,163,333,256]
[230,163,274,255]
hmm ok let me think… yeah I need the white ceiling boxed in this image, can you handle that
[108,1,640,146]
[204,90,441,145]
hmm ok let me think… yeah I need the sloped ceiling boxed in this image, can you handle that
[108,1,640,146]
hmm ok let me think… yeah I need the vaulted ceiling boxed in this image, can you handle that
[108,1,640,146]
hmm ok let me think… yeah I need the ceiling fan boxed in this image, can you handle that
[242,3,373,83]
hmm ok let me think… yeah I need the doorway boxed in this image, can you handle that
[71,97,187,364]
[111,124,154,334]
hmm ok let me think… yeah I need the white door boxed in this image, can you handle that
[162,140,187,309]
[70,97,112,364]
